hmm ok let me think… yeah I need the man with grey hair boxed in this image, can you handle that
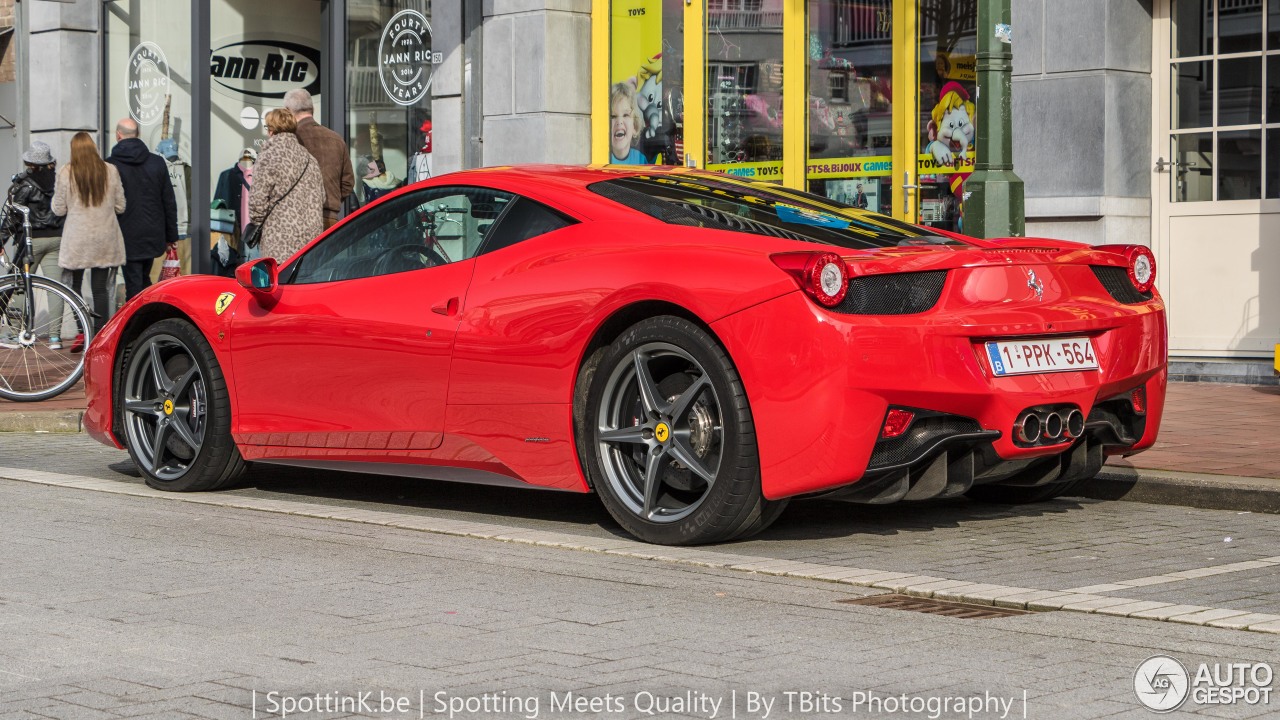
[284,88,354,228]
[107,117,177,300]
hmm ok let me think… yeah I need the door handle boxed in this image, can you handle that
[1154,156,1197,173]
[431,297,459,316]
[901,171,918,215]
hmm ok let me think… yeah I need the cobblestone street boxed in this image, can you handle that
[0,434,1277,719]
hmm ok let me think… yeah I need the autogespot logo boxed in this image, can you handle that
[1135,655,1190,713]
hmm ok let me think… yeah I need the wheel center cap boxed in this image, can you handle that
[654,422,670,444]
[163,399,174,416]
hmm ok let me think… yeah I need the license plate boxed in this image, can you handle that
[985,337,1099,376]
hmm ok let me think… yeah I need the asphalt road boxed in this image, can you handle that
[0,433,1278,719]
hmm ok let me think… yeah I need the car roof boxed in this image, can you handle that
[438,164,730,195]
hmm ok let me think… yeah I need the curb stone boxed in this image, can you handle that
[0,410,83,433]
[1080,466,1280,514]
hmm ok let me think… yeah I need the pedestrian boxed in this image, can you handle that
[51,132,126,339]
[283,88,353,229]
[106,118,178,300]
[248,109,324,262]
[2,141,66,348]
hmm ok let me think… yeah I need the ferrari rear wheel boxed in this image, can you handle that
[121,318,246,492]
[583,316,785,545]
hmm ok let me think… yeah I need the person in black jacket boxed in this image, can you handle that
[2,141,68,348]
[106,118,177,300]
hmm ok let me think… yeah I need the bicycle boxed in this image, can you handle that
[0,187,95,401]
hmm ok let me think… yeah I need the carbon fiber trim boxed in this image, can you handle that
[868,415,986,469]
[834,270,948,315]
[1090,266,1153,304]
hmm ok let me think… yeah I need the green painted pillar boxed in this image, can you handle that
[965,0,1025,239]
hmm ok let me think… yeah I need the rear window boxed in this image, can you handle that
[589,174,965,250]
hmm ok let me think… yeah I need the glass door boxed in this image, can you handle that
[346,0,435,206]
[1153,0,1280,359]
[703,0,785,180]
[805,0,896,212]
[915,0,976,232]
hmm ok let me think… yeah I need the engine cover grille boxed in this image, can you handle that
[834,270,948,315]
[1090,266,1153,304]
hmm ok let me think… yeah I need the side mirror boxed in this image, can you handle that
[236,257,279,294]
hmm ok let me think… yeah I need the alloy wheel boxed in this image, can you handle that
[122,334,208,482]
[595,341,724,523]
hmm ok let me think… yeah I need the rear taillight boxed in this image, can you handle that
[880,408,915,439]
[1098,244,1156,294]
[1126,246,1156,293]
[771,252,848,307]
[1130,387,1147,415]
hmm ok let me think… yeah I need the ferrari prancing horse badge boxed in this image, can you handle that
[215,292,235,315]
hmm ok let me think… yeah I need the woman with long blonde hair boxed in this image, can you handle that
[52,132,125,339]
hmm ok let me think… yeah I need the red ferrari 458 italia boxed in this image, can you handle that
[83,166,1166,545]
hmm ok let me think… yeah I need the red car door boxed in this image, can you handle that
[229,262,473,450]
[227,186,507,451]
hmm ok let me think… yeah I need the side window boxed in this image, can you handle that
[288,186,514,284]
[479,197,578,255]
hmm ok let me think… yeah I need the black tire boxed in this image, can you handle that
[579,316,783,545]
[119,318,247,492]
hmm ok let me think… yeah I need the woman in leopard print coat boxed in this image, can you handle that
[249,109,324,262]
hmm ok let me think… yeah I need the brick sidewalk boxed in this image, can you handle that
[1110,382,1280,480]
[3,380,1277,479]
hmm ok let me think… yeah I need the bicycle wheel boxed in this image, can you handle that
[0,275,93,401]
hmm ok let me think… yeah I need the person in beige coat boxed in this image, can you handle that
[52,132,126,336]
[249,109,324,262]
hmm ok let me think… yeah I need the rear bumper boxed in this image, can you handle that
[712,290,1167,500]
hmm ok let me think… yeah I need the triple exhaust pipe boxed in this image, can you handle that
[1015,407,1085,445]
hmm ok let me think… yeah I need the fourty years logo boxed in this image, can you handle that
[127,41,171,126]
[378,9,437,106]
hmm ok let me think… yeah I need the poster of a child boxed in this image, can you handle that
[609,83,648,165]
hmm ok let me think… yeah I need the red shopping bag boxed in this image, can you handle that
[159,242,181,281]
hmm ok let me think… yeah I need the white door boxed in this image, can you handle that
[1152,0,1280,358]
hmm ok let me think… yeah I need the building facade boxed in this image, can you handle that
[7,0,1279,372]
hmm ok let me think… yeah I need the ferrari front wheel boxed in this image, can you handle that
[120,318,246,492]
[583,316,784,545]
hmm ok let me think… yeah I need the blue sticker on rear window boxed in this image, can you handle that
[774,204,851,230]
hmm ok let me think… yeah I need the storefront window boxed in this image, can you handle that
[917,0,976,231]
[209,0,324,233]
[347,0,434,206]
[806,0,894,211]
[105,1,193,276]
[705,0,784,179]
[607,0,684,165]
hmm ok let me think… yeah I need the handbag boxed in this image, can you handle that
[244,157,312,249]
[159,242,181,280]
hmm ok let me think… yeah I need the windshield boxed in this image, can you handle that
[589,173,965,250]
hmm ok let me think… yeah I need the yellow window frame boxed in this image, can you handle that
[592,0,920,223]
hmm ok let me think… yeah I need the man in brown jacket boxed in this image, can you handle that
[284,89,354,228]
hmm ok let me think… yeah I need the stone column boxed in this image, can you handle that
[1011,0,1153,245]
[26,0,100,165]
[480,0,590,165]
